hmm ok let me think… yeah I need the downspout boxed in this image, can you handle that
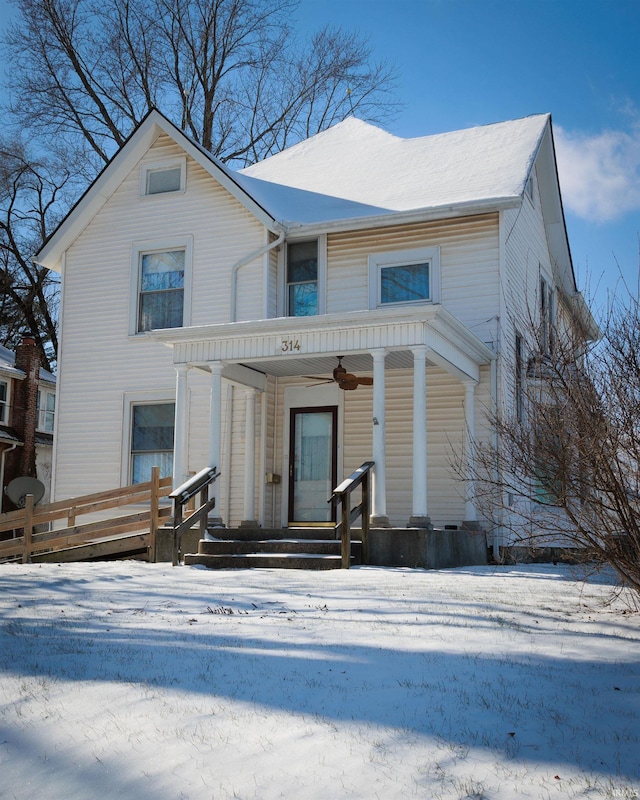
[230,229,285,323]
[0,443,19,514]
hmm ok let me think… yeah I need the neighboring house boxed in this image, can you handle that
[34,109,596,554]
[0,338,56,514]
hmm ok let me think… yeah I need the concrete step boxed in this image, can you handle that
[183,535,362,569]
[198,538,361,557]
[211,527,347,542]
[184,552,354,570]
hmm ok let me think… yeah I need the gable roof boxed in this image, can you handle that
[237,114,550,228]
[36,109,568,283]
[36,109,280,272]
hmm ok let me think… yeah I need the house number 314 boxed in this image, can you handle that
[281,339,301,353]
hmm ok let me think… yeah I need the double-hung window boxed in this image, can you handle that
[138,249,185,331]
[130,402,175,484]
[131,238,192,334]
[369,247,440,309]
[287,240,318,316]
[37,388,55,433]
[0,380,8,424]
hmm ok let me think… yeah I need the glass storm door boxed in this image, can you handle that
[288,407,337,524]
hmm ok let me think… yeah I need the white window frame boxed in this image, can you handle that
[140,156,186,197]
[129,236,193,335]
[37,387,56,433]
[121,391,176,485]
[0,379,9,424]
[368,246,441,310]
[540,273,555,354]
[278,234,327,317]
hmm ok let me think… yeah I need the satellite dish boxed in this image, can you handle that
[6,476,46,508]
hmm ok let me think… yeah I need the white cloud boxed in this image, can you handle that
[554,124,640,222]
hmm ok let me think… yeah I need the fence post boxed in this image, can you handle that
[22,494,34,564]
[340,494,351,569]
[149,466,160,563]
[361,470,370,565]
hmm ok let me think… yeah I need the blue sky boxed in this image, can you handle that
[1,0,638,309]
[294,0,640,309]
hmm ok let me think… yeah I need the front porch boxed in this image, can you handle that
[149,304,495,532]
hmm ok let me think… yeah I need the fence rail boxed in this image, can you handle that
[0,467,173,563]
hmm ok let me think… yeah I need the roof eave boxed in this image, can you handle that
[279,196,521,237]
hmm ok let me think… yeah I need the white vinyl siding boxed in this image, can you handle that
[54,134,265,500]
[327,214,500,344]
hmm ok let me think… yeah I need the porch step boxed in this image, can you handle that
[183,534,362,570]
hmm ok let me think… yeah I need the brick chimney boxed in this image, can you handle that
[9,336,41,480]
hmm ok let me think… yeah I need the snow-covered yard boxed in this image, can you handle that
[1,562,638,800]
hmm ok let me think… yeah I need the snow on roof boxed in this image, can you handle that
[0,343,56,383]
[238,115,550,226]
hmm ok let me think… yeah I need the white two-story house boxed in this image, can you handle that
[35,109,594,556]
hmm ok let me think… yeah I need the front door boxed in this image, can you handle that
[288,406,338,525]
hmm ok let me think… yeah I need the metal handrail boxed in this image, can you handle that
[170,466,220,565]
[329,461,374,568]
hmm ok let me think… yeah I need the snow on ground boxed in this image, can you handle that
[0,562,638,800]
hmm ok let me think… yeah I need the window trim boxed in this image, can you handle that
[0,379,9,425]
[129,237,193,335]
[279,235,326,317]
[368,246,441,310]
[36,387,56,433]
[140,156,186,197]
[121,391,176,485]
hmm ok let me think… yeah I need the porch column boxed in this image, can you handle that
[208,361,224,527]
[240,387,257,527]
[172,364,190,489]
[370,348,390,527]
[462,380,478,525]
[409,346,431,528]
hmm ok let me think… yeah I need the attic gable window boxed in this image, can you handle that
[140,157,186,196]
[369,246,441,309]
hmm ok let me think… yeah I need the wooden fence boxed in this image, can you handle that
[0,466,173,563]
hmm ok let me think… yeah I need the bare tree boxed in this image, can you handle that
[1,0,398,364]
[0,139,73,371]
[467,288,640,599]
[4,0,398,167]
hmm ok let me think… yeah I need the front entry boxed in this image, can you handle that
[288,406,338,525]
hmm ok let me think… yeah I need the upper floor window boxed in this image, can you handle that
[139,249,185,331]
[0,380,8,424]
[287,240,318,316]
[37,388,55,433]
[140,157,186,196]
[369,246,440,309]
[540,275,554,354]
[515,332,524,423]
[130,237,192,335]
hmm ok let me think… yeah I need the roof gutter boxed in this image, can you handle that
[279,196,521,238]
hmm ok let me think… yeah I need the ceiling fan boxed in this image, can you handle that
[304,356,374,391]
